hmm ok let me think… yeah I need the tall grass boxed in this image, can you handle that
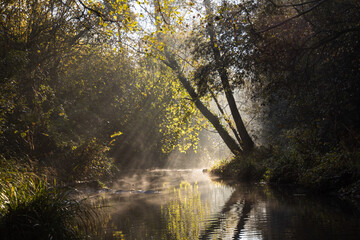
[0,157,100,240]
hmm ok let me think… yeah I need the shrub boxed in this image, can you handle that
[210,147,270,182]
[266,128,360,192]
[53,138,117,182]
[209,126,360,195]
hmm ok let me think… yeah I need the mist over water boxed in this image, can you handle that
[165,131,232,169]
[84,169,360,240]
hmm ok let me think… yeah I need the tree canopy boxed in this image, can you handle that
[0,0,359,187]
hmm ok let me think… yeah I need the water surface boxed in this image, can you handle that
[92,169,360,239]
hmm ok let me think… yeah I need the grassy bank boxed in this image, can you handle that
[210,145,360,199]
[0,159,102,240]
[210,147,270,182]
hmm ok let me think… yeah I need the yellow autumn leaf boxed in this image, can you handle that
[111,131,123,138]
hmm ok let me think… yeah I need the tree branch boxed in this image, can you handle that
[77,0,117,22]
[258,0,329,33]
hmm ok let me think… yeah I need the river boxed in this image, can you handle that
[87,169,360,239]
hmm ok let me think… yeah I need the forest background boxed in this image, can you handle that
[0,0,359,238]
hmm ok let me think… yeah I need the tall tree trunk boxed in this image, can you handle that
[162,51,242,155]
[209,87,242,145]
[204,0,254,153]
[216,66,254,152]
[152,0,242,155]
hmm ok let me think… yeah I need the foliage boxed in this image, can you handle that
[0,158,100,240]
[0,158,42,213]
[0,0,205,180]
[210,147,270,182]
[245,0,359,145]
[268,128,360,191]
[53,138,115,182]
[207,0,360,195]
[211,126,360,193]
[1,0,359,201]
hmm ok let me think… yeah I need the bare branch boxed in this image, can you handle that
[258,0,329,33]
[77,0,117,22]
[267,0,321,8]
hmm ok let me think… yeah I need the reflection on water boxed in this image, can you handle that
[162,181,210,239]
[91,169,360,240]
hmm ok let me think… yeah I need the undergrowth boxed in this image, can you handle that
[210,147,270,182]
[0,157,102,240]
[210,128,360,197]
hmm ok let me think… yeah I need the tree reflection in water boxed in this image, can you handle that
[162,181,255,240]
[161,181,211,240]
[88,170,360,240]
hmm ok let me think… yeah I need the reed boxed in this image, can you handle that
[0,158,100,240]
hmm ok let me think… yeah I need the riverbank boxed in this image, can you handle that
[0,159,106,240]
[209,146,360,202]
[50,169,360,239]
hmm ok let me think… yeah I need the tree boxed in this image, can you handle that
[162,50,242,155]
[202,0,254,152]
[141,0,255,155]
[0,0,206,178]
[0,0,97,159]
[240,0,360,148]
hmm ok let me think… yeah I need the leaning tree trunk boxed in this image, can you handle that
[205,0,254,153]
[163,51,242,155]
[215,65,254,153]
[152,0,242,155]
